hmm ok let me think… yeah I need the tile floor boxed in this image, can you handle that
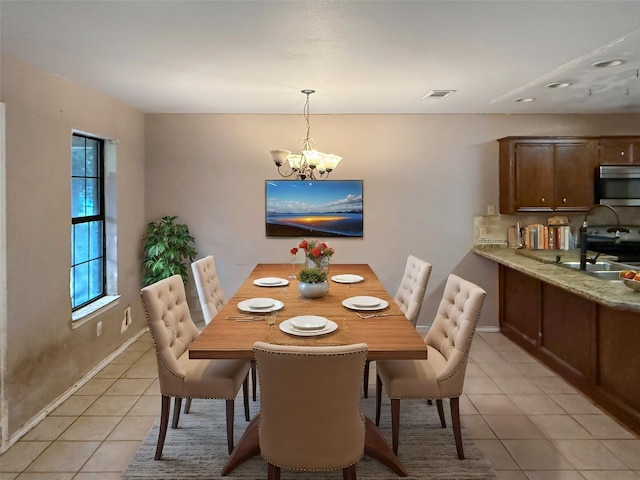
[1,330,639,479]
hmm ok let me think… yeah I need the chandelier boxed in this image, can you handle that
[270,89,342,181]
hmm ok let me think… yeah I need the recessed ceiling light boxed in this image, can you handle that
[422,90,456,99]
[546,82,572,89]
[514,97,535,103]
[592,59,625,68]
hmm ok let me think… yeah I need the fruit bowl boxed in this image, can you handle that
[622,278,640,292]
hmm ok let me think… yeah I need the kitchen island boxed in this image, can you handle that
[474,246,640,435]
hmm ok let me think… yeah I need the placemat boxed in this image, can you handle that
[265,318,351,346]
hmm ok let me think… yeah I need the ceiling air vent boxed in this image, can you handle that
[422,89,456,99]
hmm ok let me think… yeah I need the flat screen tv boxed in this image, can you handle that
[266,180,363,237]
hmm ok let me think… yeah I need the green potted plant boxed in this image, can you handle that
[142,215,197,286]
[297,267,330,298]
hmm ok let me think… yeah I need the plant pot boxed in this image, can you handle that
[297,280,330,299]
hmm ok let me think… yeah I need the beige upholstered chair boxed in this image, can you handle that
[191,255,227,325]
[192,255,258,401]
[141,274,251,459]
[375,273,486,459]
[363,255,432,397]
[253,342,368,480]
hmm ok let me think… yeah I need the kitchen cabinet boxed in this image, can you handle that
[499,137,598,214]
[498,263,640,435]
[598,137,640,164]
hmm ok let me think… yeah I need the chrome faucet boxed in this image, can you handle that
[579,204,629,270]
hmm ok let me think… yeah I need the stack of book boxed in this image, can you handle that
[522,223,573,250]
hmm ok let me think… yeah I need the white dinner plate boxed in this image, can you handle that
[253,277,289,287]
[289,315,328,331]
[342,296,389,311]
[331,274,364,284]
[279,319,338,337]
[237,298,284,313]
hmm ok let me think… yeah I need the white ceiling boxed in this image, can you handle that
[2,0,640,114]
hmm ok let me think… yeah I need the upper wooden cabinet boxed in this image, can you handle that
[598,137,640,164]
[499,137,598,214]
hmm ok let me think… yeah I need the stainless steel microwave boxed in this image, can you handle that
[597,165,640,207]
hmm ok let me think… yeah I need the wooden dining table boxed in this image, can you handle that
[189,263,427,477]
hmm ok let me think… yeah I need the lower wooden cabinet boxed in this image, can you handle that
[499,265,640,435]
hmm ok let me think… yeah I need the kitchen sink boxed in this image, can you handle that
[561,261,628,272]
[558,260,633,281]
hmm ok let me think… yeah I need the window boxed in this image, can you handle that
[71,133,105,310]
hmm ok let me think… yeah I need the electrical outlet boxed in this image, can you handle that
[96,321,103,337]
[190,288,197,297]
[487,204,496,216]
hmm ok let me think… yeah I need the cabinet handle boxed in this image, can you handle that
[621,151,625,156]
[562,198,567,203]
[541,197,546,203]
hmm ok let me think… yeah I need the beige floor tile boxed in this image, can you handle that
[21,417,75,441]
[459,394,479,415]
[14,473,74,479]
[527,415,592,439]
[493,377,544,395]
[110,350,145,365]
[465,362,489,378]
[532,378,579,395]
[573,414,636,439]
[80,440,141,472]
[513,361,557,378]
[126,334,154,352]
[93,363,129,379]
[128,395,162,416]
[73,473,124,480]
[83,395,139,416]
[495,470,529,480]
[549,394,604,414]
[480,333,526,352]
[483,415,545,439]
[103,378,154,396]
[0,473,19,480]
[107,415,157,440]
[0,442,50,472]
[581,471,640,479]
[601,439,640,469]
[473,439,519,469]
[143,378,160,396]
[136,350,157,364]
[478,362,524,378]
[463,376,504,394]
[121,362,158,379]
[58,416,121,441]
[25,441,100,472]
[467,394,523,415]
[509,395,566,415]
[501,349,538,363]
[469,346,507,364]
[502,439,574,470]
[552,439,628,469]
[461,414,498,439]
[74,379,116,396]
[524,471,586,480]
[48,396,98,416]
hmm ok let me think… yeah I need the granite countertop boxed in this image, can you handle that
[472,246,640,312]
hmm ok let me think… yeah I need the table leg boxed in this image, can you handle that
[221,415,407,477]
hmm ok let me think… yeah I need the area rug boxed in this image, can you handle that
[123,396,496,479]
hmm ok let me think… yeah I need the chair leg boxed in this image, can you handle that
[172,397,183,429]
[184,397,192,414]
[436,398,446,427]
[251,359,257,401]
[243,373,250,421]
[363,359,370,398]
[226,399,235,454]
[343,464,357,480]
[391,398,401,455]
[267,462,281,480]
[375,373,383,426]
[155,395,170,460]
[450,396,464,459]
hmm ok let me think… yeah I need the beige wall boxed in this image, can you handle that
[0,53,146,441]
[145,113,640,332]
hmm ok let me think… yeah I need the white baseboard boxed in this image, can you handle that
[0,328,148,454]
